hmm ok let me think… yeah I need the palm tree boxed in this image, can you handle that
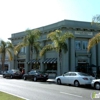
[87,33,100,51]
[87,15,100,51]
[40,30,74,75]
[0,40,13,72]
[14,29,41,68]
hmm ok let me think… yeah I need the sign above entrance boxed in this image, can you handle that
[75,31,93,36]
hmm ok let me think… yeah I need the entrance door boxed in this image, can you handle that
[77,63,89,73]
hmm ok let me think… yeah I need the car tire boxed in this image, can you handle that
[3,75,6,78]
[43,79,47,82]
[95,82,100,90]
[23,76,27,80]
[74,80,80,87]
[33,77,37,81]
[57,79,61,85]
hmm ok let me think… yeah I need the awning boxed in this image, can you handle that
[43,58,57,64]
[28,59,40,64]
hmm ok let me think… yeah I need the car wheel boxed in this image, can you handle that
[57,79,61,85]
[23,76,26,80]
[95,82,100,90]
[33,77,37,81]
[3,75,6,78]
[74,80,80,87]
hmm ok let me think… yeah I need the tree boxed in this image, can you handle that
[0,40,13,72]
[14,29,41,68]
[40,30,74,75]
[87,15,100,51]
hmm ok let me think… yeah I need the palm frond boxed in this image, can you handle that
[60,32,74,42]
[87,33,100,51]
[6,49,13,61]
[14,42,26,55]
[92,15,100,27]
[40,44,54,57]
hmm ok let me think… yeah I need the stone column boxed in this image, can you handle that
[25,46,30,73]
[62,39,69,73]
[70,38,75,71]
[14,55,17,69]
[91,46,96,65]
[98,43,100,66]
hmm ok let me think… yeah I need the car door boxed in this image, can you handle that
[6,70,11,77]
[28,71,33,79]
[68,73,77,84]
[61,73,70,84]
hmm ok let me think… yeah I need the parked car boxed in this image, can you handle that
[3,69,23,79]
[55,72,95,87]
[23,70,48,81]
[91,79,100,90]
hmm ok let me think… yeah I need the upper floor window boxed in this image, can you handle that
[75,40,88,50]
[75,41,81,50]
[20,47,25,53]
[82,41,88,50]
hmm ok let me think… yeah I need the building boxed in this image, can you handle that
[0,54,11,73]
[9,20,100,77]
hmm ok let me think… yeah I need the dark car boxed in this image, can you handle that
[3,69,23,79]
[23,70,48,81]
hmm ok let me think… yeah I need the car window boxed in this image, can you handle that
[70,73,77,76]
[78,72,90,76]
[29,71,35,75]
[64,73,70,76]
[8,70,11,73]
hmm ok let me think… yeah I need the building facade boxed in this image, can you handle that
[0,54,11,73]
[9,20,100,77]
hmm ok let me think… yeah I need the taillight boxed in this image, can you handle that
[83,78,88,80]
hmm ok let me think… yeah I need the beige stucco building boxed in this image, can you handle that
[9,20,100,77]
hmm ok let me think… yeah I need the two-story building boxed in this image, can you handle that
[9,20,100,77]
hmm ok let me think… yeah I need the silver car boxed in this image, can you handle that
[55,72,95,87]
[91,79,100,90]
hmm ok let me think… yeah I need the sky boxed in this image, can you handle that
[0,0,100,41]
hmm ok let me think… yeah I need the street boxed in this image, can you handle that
[0,76,99,100]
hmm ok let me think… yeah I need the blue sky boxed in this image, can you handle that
[0,0,100,41]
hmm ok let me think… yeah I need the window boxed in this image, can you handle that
[82,41,88,50]
[70,73,77,76]
[75,41,81,50]
[20,47,25,53]
[75,40,88,50]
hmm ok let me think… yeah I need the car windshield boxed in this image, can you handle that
[78,72,90,76]
[30,70,44,74]
[36,71,44,74]
[11,69,20,73]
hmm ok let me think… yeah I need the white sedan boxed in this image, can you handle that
[55,72,95,87]
[91,79,100,90]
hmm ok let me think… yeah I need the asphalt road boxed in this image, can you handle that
[0,76,99,100]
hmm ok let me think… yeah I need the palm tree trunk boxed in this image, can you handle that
[1,57,5,72]
[59,49,62,75]
[30,46,33,70]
